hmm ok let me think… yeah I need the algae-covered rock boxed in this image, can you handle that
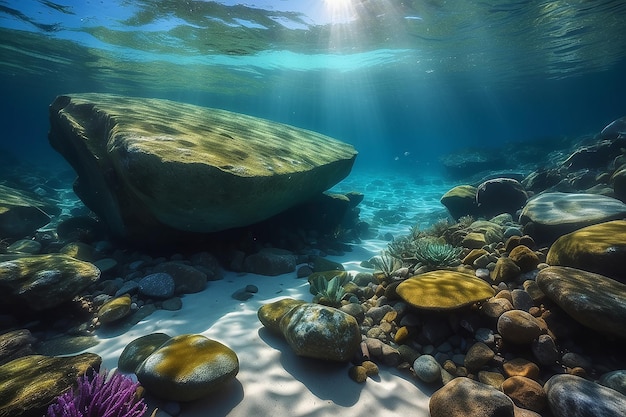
[257,298,306,334]
[440,185,479,220]
[546,220,626,283]
[97,294,132,324]
[0,184,55,239]
[0,353,101,417]
[0,254,100,311]
[396,270,495,311]
[279,303,361,362]
[118,332,172,373]
[136,334,238,402]
[48,93,357,242]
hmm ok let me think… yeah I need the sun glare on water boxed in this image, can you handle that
[322,0,358,24]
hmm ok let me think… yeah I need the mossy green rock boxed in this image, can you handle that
[136,334,239,402]
[97,294,132,324]
[537,266,626,339]
[397,270,495,311]
[49,93,357,242]
[0,184,55,239]
[546,220,626,283]
[279,303,361,362]
[0,254,100,311]
[0,353,101,417]
[440,185,479,220]
[118,332,172,373]
[257,298,306,334]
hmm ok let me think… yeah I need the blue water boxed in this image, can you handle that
[2,0,626,173]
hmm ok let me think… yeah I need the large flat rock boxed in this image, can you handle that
[48,94,357,241]
[519,192,626,244]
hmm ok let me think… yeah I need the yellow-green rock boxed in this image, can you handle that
[136,334,239,402]
[257,298,306,334]
[468,220,504,244]
[0,184,55,239]
[396,270,495,311]
[440,185,478,220]
[118,333,172,373]
[97,294,132,324]
[0,254,100,311]
[59,241,95,261]
[0,353,101,417]
[546,220,626,283]
[49,93,357,242]
[279,303,361,362]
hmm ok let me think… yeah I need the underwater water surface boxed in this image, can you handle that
[1,0,625,171]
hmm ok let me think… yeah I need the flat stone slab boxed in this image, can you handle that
[49,93,357,241]
[537,266,626,339]
[519,192,626,243]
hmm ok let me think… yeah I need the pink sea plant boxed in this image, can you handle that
[46,369,148,417]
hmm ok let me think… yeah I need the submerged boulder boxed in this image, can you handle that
[49,93,357,242]
[537,266,626,339]
[0,353,101,417]
[135,334,239,402]
[0,254,100,311]
[519,192,626,244]
[0,184,55,239]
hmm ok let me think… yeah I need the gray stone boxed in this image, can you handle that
[153,262,207,293]
[537,266,626,339]
[531,334,559,366]
[243,248,296,276]
[413,354,442,384]
[519,192,626,244]
[138,272,175,299]
[544,374,626,417]
[599,370,626,395]
[511,289,534,311]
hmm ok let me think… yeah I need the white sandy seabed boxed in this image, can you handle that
[92,170,454,417]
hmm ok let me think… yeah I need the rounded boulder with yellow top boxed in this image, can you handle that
[135,334,239,402]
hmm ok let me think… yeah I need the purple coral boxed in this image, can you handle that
[46,369,148,417]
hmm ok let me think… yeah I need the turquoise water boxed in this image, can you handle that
[1,0,626,170]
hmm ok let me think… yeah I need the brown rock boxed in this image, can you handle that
[497,310,544,344]
[503,358,541,380]
[508,245,539,272]
[502,376,547,412]
[464,342,495,372]
[492,257,521,283]
[429,377,515,417]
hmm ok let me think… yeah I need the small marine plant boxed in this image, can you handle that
[46,368,149,417]
[370,250,402,281]
[412,238,463,269]
[310,274,351,308]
